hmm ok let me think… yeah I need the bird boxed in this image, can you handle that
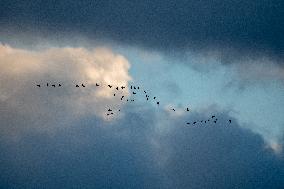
[58,84,61,87]
[108,85,112,88]
[118,109,121,112]
[201,120,203,123]
[229,120,231,123]
[96,83,99,86]
[121,96,124,100]
[133,92,136,95]
[131,86,132,89]
[121,86,125,89]
[147,98,149,101]
[144,91,147,93]
[116,87,119,90]
[82,84,85,87]
[127,99,129,101]
[52,84,55,87]
[137,87,140,89]
[193,122,197,124]
[172,108,176,111]
[113,94,116,96]
[212,116,215,118]
[107,113,110,116]
[111,112,114,115]
[157,102,159,105]
[47,83,49,87]
[186,107,189,111]
[108,109,112,112]
[214,121,217,123]
[186,122,190,125]
[134,86,136,89]
[76,84,79,87]
[205,121,207,123]
[36,84,41,87]
[131,99,134,101]
[153,97,156,99]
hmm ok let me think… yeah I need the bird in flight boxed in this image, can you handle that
[186,107,189,111]
[121,86,125,89]
[96,83,99,86]
[76,84,79,87]
[108,85,112,88]
[82,84,85,87]
[36,84,40,87]
[116,87,119,90]
[212,116,215,118]
[52,84,56,87]
[229,120,231,123]
[58,84,61,87]
[133,92,136,95]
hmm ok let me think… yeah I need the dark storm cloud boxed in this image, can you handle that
[0,104,283,188]
[0,0,283,61]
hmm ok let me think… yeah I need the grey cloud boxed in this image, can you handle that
[0,104,283,188]
[0,0,283,63]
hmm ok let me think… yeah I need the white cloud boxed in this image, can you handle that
[0,44,132,135]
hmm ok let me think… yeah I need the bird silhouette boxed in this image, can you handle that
[134,86,136,89]
[193,122,196,124]
[144,91,147,93]
[147,98,149,101]
[76,84,79,87]
[58,84,61,87]
[108,85,112,88]
[157,102,159,105]
[133,92,136,95]
[121,86,125,89]
[116,87,119,90]
[172,108,176,111]
[186,122,190,125]
[214,121,217,123]
[96,83,99,86]
[186,107,189,111]
[108,109,112,112]
[113,94,116,96]
[137,87,140,89]
[205,121,207,123]
[52,84,55,87]
[201,120,203,123]
[131,86,132,89]
[153,97,156,99]
[121,96,124,100]
[229,120,231,123]
[36,84,41,87]
[212,116,215,118]
[47,83,49,87]
[82,84,85,87]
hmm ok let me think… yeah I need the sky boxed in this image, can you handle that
[0,1,284,188]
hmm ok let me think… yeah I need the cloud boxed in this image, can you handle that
[0,104,283,188]
[0,44,131,135]
[1,0,283,63]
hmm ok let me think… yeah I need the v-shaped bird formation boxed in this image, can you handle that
[35,82,232,126]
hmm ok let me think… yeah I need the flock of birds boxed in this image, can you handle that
[36,82,232,125]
